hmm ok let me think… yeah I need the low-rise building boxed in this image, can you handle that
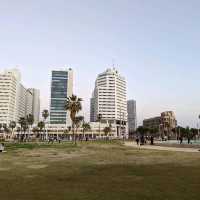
[143,111,177,135]
[143,116,161,130]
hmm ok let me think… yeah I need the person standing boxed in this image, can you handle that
[136,136,139,146]
[180,136,183,144]
[0,143,5,152]
[150,136,154,145]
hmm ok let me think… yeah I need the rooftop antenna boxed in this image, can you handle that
[112,58,115,69]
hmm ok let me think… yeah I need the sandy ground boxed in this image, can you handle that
[125,142,200,153]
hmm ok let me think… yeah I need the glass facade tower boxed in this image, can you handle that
[50,69,73,125]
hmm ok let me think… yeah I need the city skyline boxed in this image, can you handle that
[1,66,198,128]
[0,0,200,127]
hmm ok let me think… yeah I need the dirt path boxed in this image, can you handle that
[125,142,200,153]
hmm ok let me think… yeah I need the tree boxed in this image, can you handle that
[185,126,191,139]
[137,126,148,136]
[82,122,91,139]
[149,128,159,137]
[74,116,84,143]
[18,117,27,133]
[177,126,186,138]
[26,114,34,139]
[104,126,111,137]
[9,121,16,138]
[3,124,10,134]
[190,128,198,139]
[16,127,21,140]
[42,110,49,121]
[37,121,45,140]
[27,114,34,127]
[42,110,49,140]
[0,123,2,133]
[65,95,82,144]
[18,117,28,141]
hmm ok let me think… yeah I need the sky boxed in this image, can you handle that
[0,0,200,127]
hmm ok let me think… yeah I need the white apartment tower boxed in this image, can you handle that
[0,69,20,124]
[90,68,128,137]
[0,69,40,125]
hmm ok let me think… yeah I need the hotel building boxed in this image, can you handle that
[90,68,127,137]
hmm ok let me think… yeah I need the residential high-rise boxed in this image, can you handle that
[0,69,40,125]
[25,89,34,116]
[0,69,20,124]
[29,88,40,124]
[50,69,73,125]
[90,92,95,122]
[127,100,137,134]
[90,68,127,137]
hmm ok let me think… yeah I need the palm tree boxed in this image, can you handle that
[3,124,10,136]
[3,124,7,132]
[27,114,34,126]
[104,126,111,140]
[0,123,2,133]
[18,117,28,141]
[42,110,49,140]
[74,116,84,143]
[82,122,91,139]
[65,95,82,144]
[9,121,16,138]
[16,127,21,140]
[18,117,26,130]
[42,110,49,122]
[38,121,45,140]
[26,114,34,139]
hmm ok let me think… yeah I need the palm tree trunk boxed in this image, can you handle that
[75,127,78,145]
[83,129,85,141]
[12,128,14,140]
[72,123,75,145]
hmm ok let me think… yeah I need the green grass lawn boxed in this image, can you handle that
[0,141,200,200]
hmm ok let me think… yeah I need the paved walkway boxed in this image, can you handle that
[125,142,200,153]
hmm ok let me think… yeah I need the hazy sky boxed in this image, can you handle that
[0,0,200,127]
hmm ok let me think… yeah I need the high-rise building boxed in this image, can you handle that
[127,100,137,134]
[0,69,20,124]
[50,69,73,125]
[90,92,95,122]
[29,88,40,124]
[90,68,127,137]
[0,69,40,125]
[25,89,34,116]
